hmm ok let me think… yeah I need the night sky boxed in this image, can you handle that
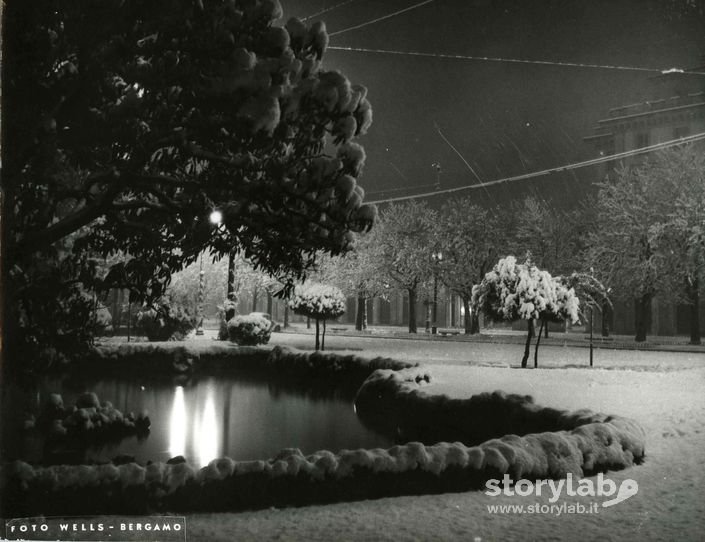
[284,0,705,209]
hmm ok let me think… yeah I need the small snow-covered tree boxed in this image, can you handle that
[289,284,345,350]
[473,256,580,368]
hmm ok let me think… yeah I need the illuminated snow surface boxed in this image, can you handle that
[135,333,705,540]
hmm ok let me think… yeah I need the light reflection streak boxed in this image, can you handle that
[195,382,219,467]
[168,386,186,458]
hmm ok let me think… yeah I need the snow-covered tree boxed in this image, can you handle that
[289,283,345,350]
[645,146,705,344]
[436,199,506,334]
[473,255,580,368]
[374,202,437,333]
[585,147,702,342]
[316,231,389,331]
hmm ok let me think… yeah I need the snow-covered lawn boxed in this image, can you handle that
[184,336,705,541]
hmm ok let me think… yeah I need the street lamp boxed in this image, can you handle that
[431,251,443,334]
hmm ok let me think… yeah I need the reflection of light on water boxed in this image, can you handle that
[168,386,186,458]
[195,382,219,467]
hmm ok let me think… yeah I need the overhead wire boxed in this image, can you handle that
[301,0,359,22]
[328,0,436,37]
[365,132,705,205]
[328,46,705,75]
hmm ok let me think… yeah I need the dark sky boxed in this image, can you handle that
[284,0,705,209]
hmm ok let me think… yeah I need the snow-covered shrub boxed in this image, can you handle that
[136,299,196,341]
[227,313,272,346]
[289,283,346,350]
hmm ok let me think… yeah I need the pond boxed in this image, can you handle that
[2,372,395,467]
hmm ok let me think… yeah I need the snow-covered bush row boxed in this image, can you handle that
[226,314,272,346]
[356,368,612,444]
[2,413,645,515]
[262,346,415,381]
[355,367,645,470]
[84,344,413,383]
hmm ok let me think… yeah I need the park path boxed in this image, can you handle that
[264,330,704,371]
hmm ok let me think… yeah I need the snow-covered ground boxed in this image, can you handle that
[183,334,705,541]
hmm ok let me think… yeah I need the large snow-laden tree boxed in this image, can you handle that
[644,146,705,345]
[375,201,437,333]
[3,0,376,370]
[585,150,688,342]
[436,199,506,334]
[473,255,580,368]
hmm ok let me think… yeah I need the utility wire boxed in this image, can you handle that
[329,46,705,75]
[302,0,359,22]
[329,0,436,37]
[366,132,705,205]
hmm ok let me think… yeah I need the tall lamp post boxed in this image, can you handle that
[431,251,443,334]
[210,210,237,321]
[196,253,205,335]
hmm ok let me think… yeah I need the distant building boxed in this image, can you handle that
[584,68,705,337]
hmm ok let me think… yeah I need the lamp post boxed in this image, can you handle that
[196,253,205,335]
[589,303,594,367]
[431,251,442,334]
[210,210,237,321]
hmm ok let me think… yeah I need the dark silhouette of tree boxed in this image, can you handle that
[2,0,376,369]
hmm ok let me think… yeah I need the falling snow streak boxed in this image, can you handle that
[328,0,436,37]
[366,131,705,205]
[434,123,484,184]
[388,161,410,183]
[302,0,359,21]
[327,46,703,75]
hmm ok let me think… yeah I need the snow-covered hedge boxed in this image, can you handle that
[2,414,645,515]
[227,314,272,346]
[82,344,413,383]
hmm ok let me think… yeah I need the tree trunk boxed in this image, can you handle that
[251,286,259,313]
[322,319,327,351]
[463,297,472,334]
[355,296,367,331]
[634,293,652,342]
[601,299,611,337]
[266,292,273,316]
[521,319,533,368]
[225,252,237,321]
[284,305,289,328]
[470,312,480,335]
[534,319,545,368]
[408,288,418,333]
[315,318,320,350]
[687,277,701,345]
